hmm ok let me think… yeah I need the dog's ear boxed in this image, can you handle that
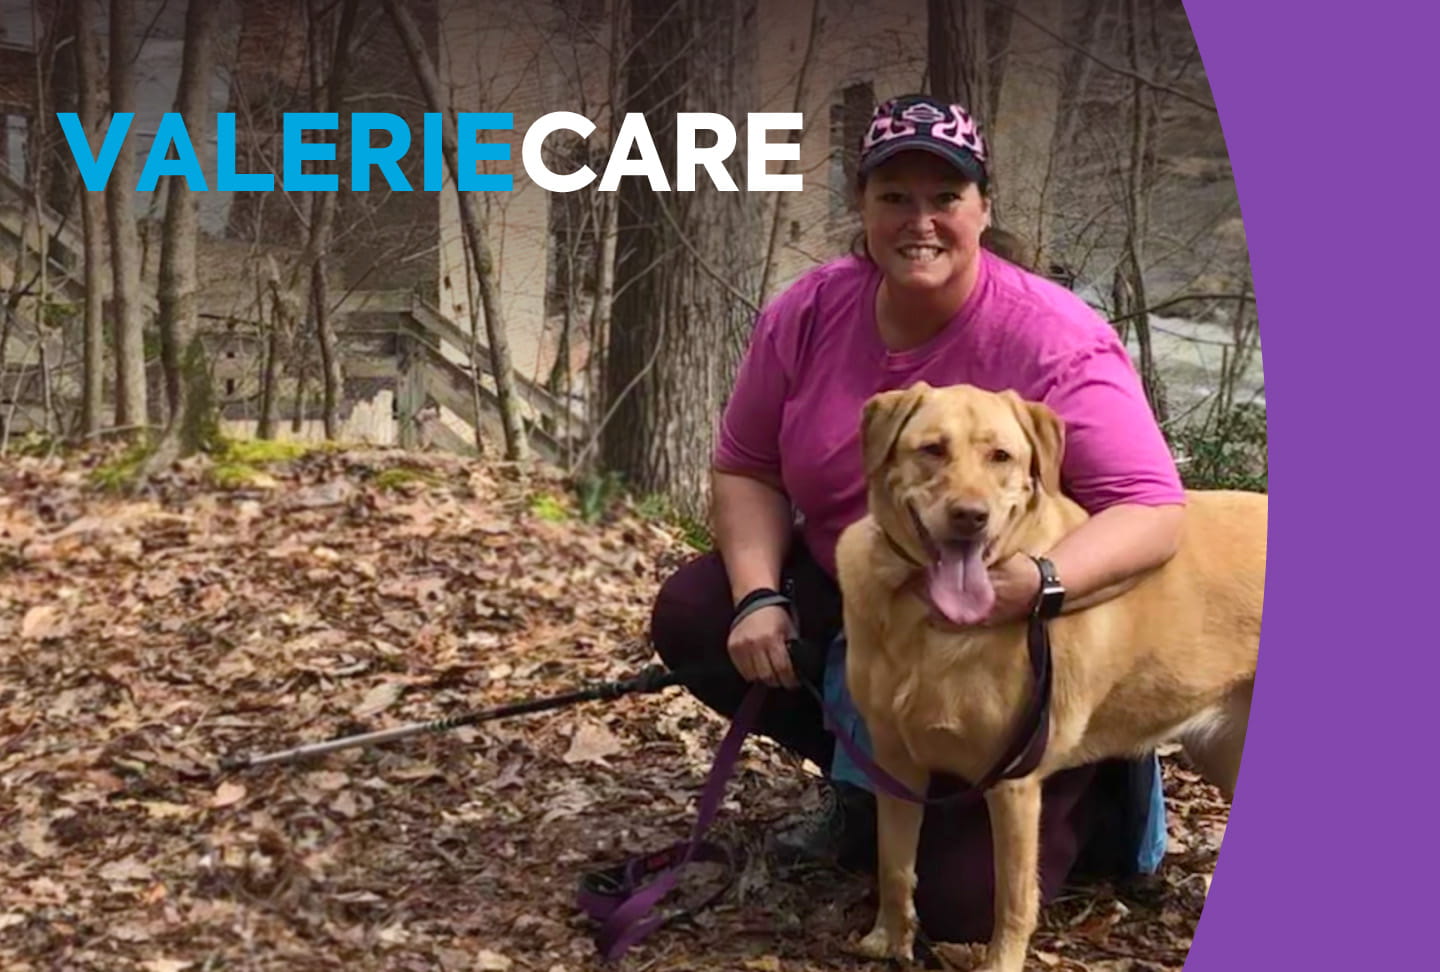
[861,384,929,476]
[1004,391,1065,496]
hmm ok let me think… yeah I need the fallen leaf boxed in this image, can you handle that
[0,914,26,931]
[475,950,512,971]
[18,819,57,858]
[742,957,781,972]
[141,801,196,820]
[563,721,622,765]
[21,604,63,640]
[141,960,192,972]
[352,681,403,718]
[210,781,246,809]
[109,922,153,942]
[98,856,154,884]
[304,770,349,791]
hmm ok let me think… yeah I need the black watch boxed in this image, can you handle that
[1030,556,1065,619]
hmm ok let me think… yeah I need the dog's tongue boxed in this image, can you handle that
[925,543,995,626]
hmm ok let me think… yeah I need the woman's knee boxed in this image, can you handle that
[650,552,732,669]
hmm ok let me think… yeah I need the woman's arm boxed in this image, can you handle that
[711,468,793,602]
[711,468,802,687]
[986,502,1185,624]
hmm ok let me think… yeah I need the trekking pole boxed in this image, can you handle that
[219,664,684,773]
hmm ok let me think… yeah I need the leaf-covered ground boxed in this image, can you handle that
[0,448,1227,971]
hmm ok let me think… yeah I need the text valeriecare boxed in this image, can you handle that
[55,110,805,193]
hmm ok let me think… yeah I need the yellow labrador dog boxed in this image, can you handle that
[834,382,1265,972]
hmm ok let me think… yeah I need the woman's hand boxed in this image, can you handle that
[983,553,1042,626]
[727,604,799,689]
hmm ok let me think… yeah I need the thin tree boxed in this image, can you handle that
[303,0,358,440]
[106,0,146,435]
[143,0,218,473]
[1118,0,1167,423]
[757,0,821,305]
[73,0,108,437]
[382,0,528,461]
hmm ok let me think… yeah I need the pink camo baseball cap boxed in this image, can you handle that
[858,94,989,184]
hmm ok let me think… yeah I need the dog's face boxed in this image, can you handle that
[860,383,1064,623]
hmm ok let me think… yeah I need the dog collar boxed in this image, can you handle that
[1030,555,1065,619]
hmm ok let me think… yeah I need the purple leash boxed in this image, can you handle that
[576,615,1052,959]
[576,683,766,960]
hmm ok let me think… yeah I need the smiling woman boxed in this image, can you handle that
[648,92,1188,946]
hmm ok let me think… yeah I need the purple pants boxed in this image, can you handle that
[650,543,1117,943]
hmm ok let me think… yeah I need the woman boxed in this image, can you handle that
[650,94,1184,942]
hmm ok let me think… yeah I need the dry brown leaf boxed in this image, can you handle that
[210,781,247,809]
[98,856,154,884]
[18,819,57,858]
[563,720,622,765]
[141,801,196,820]
[20,604,63,640]
[352,681,404,718]
[304,770,349,791]
[140,960,192,972]
[475,950,512,971]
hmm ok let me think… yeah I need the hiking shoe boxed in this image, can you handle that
[768,779,877,870]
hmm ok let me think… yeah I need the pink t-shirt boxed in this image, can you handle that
[713,251,1185,577]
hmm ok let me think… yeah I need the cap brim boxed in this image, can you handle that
[859,137,986,183]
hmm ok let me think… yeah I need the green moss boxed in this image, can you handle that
[203,437,310,489]
[529,492,571,523]
[89,441,151,492]
[373,466,441,491]
[216,437,312,464]
[210,462,270,489]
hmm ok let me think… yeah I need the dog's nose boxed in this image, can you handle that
[947,503,989,536]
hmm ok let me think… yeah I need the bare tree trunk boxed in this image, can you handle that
[107,0,146,435]
[987,0,1064,262]
[601,0,760,518]
[290,337,308,434]
[927,0,988,115]
[1121,0,1166,423]
[144,0,217,473]
[584,189,618,457]
[260,259,298,440]
[74,0,108,437]
[1036,0,1105,275]
[305,0,359,440]
[383,0,528,461]
[758,0,821,305]
[257,324,280,438]
[458,223,488,455]
[579,0,625,467]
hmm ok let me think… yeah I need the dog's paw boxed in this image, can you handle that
[847,923,915,963]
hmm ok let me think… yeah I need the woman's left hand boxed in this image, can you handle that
[983,553,1041,626]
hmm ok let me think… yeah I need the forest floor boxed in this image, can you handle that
[0,445,1228,971]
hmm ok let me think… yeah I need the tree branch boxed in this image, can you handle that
[989,0,1217,113]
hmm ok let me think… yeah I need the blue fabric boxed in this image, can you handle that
[821,633,1167,875]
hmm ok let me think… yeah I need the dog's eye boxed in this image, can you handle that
[918,440,948,459]
[989,448,1013,463]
